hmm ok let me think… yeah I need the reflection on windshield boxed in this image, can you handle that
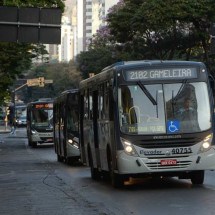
[165,82,210,133]
[31,109,53,127]
[118,85,165,134]
[118,82,211,135]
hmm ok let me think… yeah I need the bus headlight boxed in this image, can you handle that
[199,134,213,153]
[68,139,79,149]
[121,138,138,157]
[31,129,36,134]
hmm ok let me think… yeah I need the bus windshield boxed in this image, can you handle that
[118,82,211,135]
[31,108,53,127]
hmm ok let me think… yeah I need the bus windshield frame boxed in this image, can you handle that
[30,103,53,128]
[118,67,211,135]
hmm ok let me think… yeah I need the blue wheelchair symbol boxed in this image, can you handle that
[167,120,180,133]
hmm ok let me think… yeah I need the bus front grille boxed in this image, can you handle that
[146,160,192,170]
[135,137,200,148]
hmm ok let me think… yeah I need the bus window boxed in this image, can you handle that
[84,90,89,120]
[118,84,166,134]
[164,82,210,133]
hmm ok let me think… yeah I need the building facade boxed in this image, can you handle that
[45,0,119,62]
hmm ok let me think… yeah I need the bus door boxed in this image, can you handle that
[79,95,86,163]
[59,103,65,157]
[92,90,101,169]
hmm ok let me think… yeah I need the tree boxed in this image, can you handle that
[76,47,116,79]
[106,0,215,67]
[0,0,65,105]
[25,61,82,102]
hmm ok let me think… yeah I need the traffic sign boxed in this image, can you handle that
[27,78,40,86]
[0,6,62,44]
[38,77,45,87]
[45,79,53,84]
[26,77,52,87]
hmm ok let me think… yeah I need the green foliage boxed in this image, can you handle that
[77,0,215,78]
[24,61,82,102]
[1,0,65,10]
[107,0,215,62]
[76,47,116,79]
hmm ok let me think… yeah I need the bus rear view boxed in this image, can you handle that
[27,100,53,148]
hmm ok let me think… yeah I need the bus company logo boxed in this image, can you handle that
[140,149,162,156]
[165,150,171,156]
[153,135,182,140]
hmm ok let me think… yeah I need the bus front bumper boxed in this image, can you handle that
[31,132,53,143]
[116,147,215,175]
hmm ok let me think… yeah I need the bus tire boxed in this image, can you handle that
[107,152,124,188]
[88,150,100,180]
[32,142,37,148]
[66,157,75,165]
[28,139,32,146]
[111,173,124,188]
[57,154,63,162]
[190,170,204,185]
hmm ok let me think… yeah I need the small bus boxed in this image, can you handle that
[27,99,53,148]
[79,60,215,187]
[53,89,80,164]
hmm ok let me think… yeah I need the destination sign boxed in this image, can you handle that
[33,103,53,109]
[124,68,198,81]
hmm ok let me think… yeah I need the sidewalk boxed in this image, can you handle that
[0,124,11,133]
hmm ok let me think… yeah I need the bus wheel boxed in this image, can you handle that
[111,172,124,188]
[57,154,63,162]
[89,150,100,180]
[108,154,124,188]
[32,142,37,148]
[28,139,32,146]
[190,170,204,185]
[66,157,75,165]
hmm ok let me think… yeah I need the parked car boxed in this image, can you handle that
[16,115,27,127]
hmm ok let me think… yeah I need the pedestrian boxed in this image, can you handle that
[9,117,16,135]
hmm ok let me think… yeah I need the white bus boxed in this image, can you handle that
[79,60,215,187]
[53,89,80,164]
[27,99,53,148]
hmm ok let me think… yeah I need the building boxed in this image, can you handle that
[45,0,119,62]
[77,0,119,53]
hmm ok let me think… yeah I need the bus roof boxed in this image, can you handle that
[60,89,79,95]
[27,100,53,106]
[79,60,206,88]
[101,60,205,72]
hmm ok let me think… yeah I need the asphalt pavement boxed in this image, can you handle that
[0,124,11,133]
[0,126,110,215]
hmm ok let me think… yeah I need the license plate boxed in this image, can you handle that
[160,159,177,166]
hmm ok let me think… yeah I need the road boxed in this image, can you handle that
[1,128,215,215]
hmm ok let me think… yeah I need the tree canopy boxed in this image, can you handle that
[21,61,82,103]
[77,0,215,77]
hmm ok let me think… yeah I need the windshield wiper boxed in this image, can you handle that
[174,79,188,101]
[137,81,157,105]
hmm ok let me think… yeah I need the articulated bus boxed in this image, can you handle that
[27,99,53,148]
[79,60,215,187]
[53,89,80,164]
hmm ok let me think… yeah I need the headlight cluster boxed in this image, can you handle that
[68,139,79,149]
[121,138,138,156]
[199,133,213,153]
[31,129,36,134]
